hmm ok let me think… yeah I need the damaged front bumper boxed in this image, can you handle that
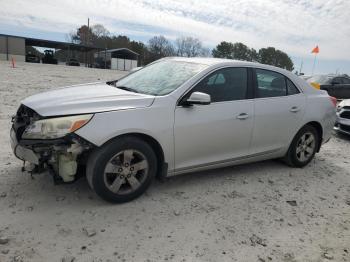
[10,105,95,183]
[11,127,94,182]
[10,128,39,165]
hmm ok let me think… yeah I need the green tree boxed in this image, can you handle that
[212,41,234,58]
[248,48,259,62]
[130,41,149,66]
[231,42,251,60]
[258,47,294,71]
[212,41,258,61]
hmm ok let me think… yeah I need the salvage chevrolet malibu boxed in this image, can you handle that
[10,58,337,203]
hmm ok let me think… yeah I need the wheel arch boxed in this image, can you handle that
[303,121,323,152]
[102,132,166,179]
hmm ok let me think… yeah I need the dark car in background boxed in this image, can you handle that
[307,74,350,99]
[25,53,40,63]
[66,58,80,66]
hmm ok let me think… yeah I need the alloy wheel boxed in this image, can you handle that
[103,149,149,195]
[296,132,316,162]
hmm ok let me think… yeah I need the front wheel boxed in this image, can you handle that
[284,125,319,167]
[86,137,157,203]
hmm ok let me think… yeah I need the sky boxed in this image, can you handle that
[0,0,349,75]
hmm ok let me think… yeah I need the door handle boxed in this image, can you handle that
[236,113,249,120]
[290,106,300,113]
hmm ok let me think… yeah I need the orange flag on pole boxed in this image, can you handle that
[311,45,319,54]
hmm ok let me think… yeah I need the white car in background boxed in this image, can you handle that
[334,99,350,135]
[11,58,337,203]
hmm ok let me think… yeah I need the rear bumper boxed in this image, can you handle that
[10,128,39,164]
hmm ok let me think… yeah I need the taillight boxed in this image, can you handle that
[329,96,337,107]
[310,82,321,89]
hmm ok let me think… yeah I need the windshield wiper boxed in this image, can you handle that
[106,80,118,86]
[116,86,140,93]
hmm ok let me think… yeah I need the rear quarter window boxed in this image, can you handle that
[287,79,300,95]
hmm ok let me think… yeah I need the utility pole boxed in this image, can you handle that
[85,18,90,67]
[311,54,317,75]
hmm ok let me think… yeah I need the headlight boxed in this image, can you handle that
[337,101,344,112]
[22,114,93,139]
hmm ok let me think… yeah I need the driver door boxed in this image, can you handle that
[174,67,254,173]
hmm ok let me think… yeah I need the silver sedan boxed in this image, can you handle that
[11,58,337,202]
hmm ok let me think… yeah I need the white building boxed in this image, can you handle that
[94,48,139,71]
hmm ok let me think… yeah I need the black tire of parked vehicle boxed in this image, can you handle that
[86,136,157,203]
[283,125,319,167]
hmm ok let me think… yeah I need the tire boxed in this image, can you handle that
[283,125,319,168]
[86,136,157,203]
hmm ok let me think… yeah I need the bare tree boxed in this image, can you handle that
[199,47,211,57]
[65,31,79,44]
[148,35,174,61]
[175,37,207,57]
[91,24,110,38]
[175,37,186,57]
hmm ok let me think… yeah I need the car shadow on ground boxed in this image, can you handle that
[3,152,344,209]
[333,130,350,141]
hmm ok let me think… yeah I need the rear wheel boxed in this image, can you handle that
[87,137,157,203]
[284,125,319,167]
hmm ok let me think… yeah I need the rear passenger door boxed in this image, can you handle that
[251,69,306,155]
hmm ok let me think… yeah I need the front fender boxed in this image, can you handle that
[75,106,175,172]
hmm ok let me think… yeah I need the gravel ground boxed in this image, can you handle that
[0,61,349,262]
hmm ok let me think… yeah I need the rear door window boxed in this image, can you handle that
[287,79,300,95]
[255,69,287,98]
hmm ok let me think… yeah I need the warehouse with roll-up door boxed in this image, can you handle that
[94,48,139,70]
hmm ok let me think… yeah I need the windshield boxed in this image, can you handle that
[307,75,332,84]
[116,60,207,96]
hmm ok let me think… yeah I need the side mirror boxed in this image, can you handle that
[184,92,211,106]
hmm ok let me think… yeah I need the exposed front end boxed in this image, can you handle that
[11,105,95,183]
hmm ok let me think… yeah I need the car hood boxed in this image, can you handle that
[22,82,155,116]
[339,99,350,107]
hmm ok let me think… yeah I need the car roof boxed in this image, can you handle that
[164,56,257,66]
[163,56,293,72]
[163,56,298,78]
[159,57,322,95]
